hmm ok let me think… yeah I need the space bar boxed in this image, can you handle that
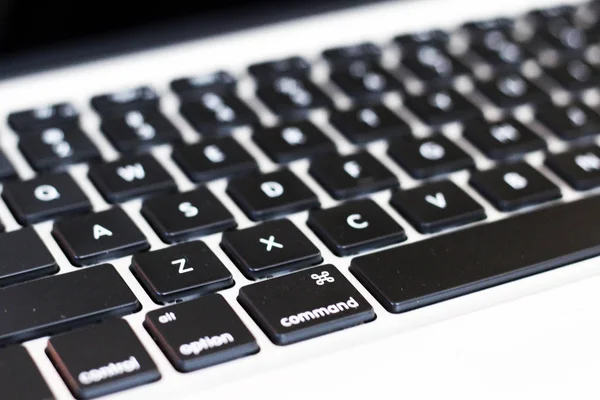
[350,195,600,313]
[0,264,140,345]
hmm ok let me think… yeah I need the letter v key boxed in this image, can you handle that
[172,258,193,274]
[425,192,447,209]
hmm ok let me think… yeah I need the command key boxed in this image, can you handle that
[238,264,375,345]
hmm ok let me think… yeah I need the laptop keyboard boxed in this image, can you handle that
[3,1,600,398]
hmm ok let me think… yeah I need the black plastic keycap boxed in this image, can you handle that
[171,71,237,99]
[221,219,322,280]
[0,149,17,181]
[253,120,335,163]
[0,264,139,345]
[142,187,236,243]
[238,264,375,345]
[322,42,382,68]
[404,89,481,126]
[470,162,561,211]
[52,208,150,266]
[350,195,600,313]
[172,137,257,183]
[546,146,600,190]
[308,199,406,256]
[402,45,469,86]
[2,172,91,224]
[8,102,79,134]
[394,30,449,53]
[330,61,402,103]
[0,227,57,287]
[256,76,333,120]
[91,86,159,117]
[131,241,234,304]
[0,346,54,400]
[227,169,319,221]
[329,105,411,144]
[535,102,600,141]
[145,294,259,372]
[309,151,398,199]
[47,319,159,400]
[390,180,486,233]
[248,57,311,81]
[180,93,258,136]
[544,59,600,91]
[476,74,547,108]
[19,125,100,171]
[388,135,474,179]
[462,117,546,160]
[88,154,176,203]
[101,109,181,153]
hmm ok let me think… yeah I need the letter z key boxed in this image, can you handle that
[238,265,375,345]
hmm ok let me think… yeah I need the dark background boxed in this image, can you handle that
[0,0,383,77]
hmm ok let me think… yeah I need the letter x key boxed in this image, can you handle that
[221,219,322,280]
[259,236,283,251]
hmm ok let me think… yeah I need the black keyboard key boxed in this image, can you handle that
[91,86,159,117]
[0,149,17,181]
[170,70,237,99]
[8,102,79,134]
[329,104,411,144]
[402,45,469,85]
[330,61,402,103]
[142,187,236,243]
[131,241,233,304]
[462,117,546,160]
[221,219,321,280]
[0,227,57,287]
[2,172,91,224]
[477,73,547,108]
[248,56,311,81]
[101,109,181,153]
[52,208,149,266]
[404,89,481,126]
[309,151,398,200]
[308,199,406,256]
[256,76,333,120]
[238,264,374,345]
[471,31,526,69]
[470,162,561,211]
[544,59,600,91]
[538,19,588,55]
[145,294,259,372]
[253,120,335,163]
[388,135,474,179]
[19,126,100,171]
[0,264,139,345]
[88,155,176,203]
[390,180,486,233]
[535,102,600,141]
[350,194,600,313]
[227,169,319,221]
[546,146,600,190]
[47,319,159,400]
[462,17,514,39]
[0,346,54,400]
[394,30,449,53]
[322,42,382,68]
[180,93,258,136]
[172,137,257,183]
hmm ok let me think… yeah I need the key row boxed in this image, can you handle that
[0,148,593,295]
[2,262,374,399]
[1,138,599,233]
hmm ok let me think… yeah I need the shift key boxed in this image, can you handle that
[238,265,375,345]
